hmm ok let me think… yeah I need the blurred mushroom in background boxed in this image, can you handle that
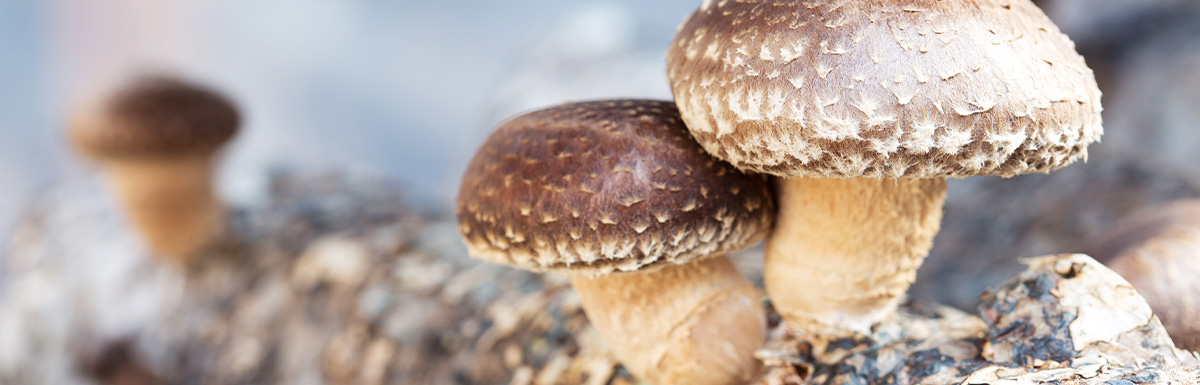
[68,74,240,262]
[1081,200,1200,351]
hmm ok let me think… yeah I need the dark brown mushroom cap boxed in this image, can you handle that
[456,100,775,275]
[69,75,240,160]
[666,0,1103,178]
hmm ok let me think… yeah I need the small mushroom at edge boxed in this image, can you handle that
[1081,200,1200,351]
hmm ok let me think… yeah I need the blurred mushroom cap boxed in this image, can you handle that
[666,0,1103,178]
[456,100,775,275]
[69,75,240,161]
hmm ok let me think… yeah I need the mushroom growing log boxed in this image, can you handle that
[4,171,1199,384]
[757,254,1200,384]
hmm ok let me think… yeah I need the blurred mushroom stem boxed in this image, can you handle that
[766,177,946,335]
[104,155,224,261]
[568,256,765,385]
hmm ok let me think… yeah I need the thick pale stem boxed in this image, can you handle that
[570,256,765,385]
[765,177,946,334]
[105,156,224,262]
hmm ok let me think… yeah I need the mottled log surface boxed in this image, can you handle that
[0,171,630,385]
[758,255,1200,384]
[4,171,1199,385]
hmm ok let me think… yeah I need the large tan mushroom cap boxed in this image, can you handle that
[70,75,240,161]
[457,100,775,275]
[667,0,1103,178]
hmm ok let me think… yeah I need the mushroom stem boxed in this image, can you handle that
[104,155,224,261]
[765,177,946,334]
[569,256,765,385]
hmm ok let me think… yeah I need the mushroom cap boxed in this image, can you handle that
[69,75,240,160]
[456,100,775,275]
[666,0,1103,178]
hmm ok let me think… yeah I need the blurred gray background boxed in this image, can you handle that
[2,0,1199,308]
[0,0,700,235]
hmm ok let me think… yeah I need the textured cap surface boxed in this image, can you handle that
[70,75,240,160]
[456,100,775,275]
[666,0,1103,178]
